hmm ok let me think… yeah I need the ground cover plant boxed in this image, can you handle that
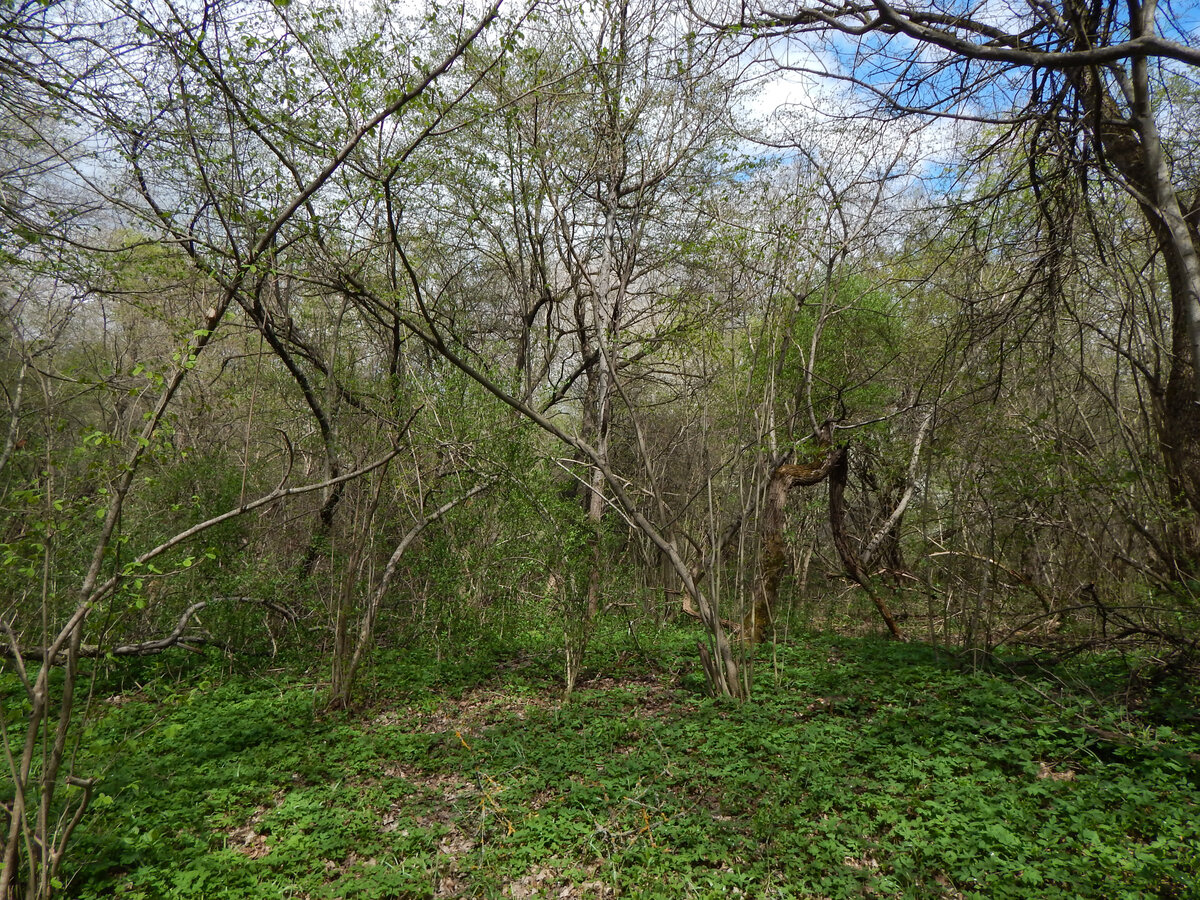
[48,625,1200,900]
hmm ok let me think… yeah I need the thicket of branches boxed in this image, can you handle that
[2,0,1199,894]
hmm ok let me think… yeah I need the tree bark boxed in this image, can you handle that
[829,448,905,640]
[746,453,841,645]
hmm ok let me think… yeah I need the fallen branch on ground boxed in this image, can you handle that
[2,597,297,664]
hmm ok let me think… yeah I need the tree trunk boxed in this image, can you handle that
[1067,43,1200,569]
[829,448,905,640]
[746,453,840,645]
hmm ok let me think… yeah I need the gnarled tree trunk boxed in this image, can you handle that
[746,450,841,645]
[829,448,905,641]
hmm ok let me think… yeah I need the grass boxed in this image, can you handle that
[54,624,1200,899]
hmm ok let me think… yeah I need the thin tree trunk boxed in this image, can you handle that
[829,449,905,640]
[330,480,492,707]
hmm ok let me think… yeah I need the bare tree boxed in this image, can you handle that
[0,0,505,893]
[327,0,755,697]
[697,0,1200,568]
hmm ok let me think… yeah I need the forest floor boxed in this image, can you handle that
[62,625,1200,899]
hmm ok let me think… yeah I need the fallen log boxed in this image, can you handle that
[2,597,296,664]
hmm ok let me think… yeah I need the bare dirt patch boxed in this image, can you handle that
[573,674,682,718]
[227,823,270,859]
[1036,760,1076,781]
[380,767,478,834]
[226,790,288,859]
[372,686,560,741]
[504,864,614,899]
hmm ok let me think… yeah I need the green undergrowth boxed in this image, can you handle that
[60,627,1200,899]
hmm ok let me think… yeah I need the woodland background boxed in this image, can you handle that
[3,0,1200,896]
